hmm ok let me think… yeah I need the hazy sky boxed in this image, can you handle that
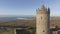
[0,0,60,16]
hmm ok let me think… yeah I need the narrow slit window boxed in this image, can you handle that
[43,30,45,32]
[41,16,42,19]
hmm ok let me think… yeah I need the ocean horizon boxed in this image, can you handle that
[0,15,35,21]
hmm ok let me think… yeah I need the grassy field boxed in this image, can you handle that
[0,28,14,34]
[0,17,60,34]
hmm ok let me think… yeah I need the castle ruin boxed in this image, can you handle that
[36,5,50,34]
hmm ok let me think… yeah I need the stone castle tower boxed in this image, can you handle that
[36,5,50,34]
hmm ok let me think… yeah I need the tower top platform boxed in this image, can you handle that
[36,4,49,14]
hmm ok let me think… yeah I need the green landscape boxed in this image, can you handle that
[0,17,60,34]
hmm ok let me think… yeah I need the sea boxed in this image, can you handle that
[0,15,35,21]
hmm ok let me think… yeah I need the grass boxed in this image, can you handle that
[0,17,60,34]
[0,28,14,34]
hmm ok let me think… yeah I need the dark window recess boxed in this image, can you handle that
[43,30,45,32]
[41,17,42,19]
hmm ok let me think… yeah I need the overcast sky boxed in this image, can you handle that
[0,0,60,16]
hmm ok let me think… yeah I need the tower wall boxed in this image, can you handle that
[36,5,50,34]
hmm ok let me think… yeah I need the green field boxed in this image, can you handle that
[0,17,60,34]
[0,28,14,34]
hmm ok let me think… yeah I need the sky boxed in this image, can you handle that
[0,0,60,16]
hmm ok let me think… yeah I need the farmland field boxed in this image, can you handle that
[0,17,60,34]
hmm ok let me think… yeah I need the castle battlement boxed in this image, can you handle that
[36,5,50,14]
